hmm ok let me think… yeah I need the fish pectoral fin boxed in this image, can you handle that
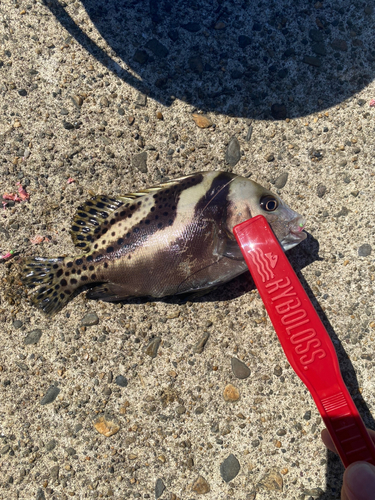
[71,195,127,252]
[221,238,245,261]
[86,283,128,302]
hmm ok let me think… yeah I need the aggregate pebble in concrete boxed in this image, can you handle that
[231,357,251,379]
[45,439,57,452]
[155,478,166,499]
[23,328,42,345]
[220,453,241,482]
[192,475,210,494]
[81,312,99,326]
[132,151,148,173]
[145,336,161,358]
[225,136,241,166]
[115,374,128,387]
[316,183,327,198]
[193,332,210,354]
[35,488,46,500]
[358,244,372,256]
[274,172,289,189]
[40,385,60,405]
[259,469,283,491]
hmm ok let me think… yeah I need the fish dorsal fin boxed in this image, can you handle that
[71,174,203,251]
[118,175,194,199]
[71,195,128,252]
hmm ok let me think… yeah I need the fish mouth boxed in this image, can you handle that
[280,219,307,251]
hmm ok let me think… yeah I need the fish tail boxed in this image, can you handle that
[22,256,79,316]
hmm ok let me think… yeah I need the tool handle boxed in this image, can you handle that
[233,215,375,467]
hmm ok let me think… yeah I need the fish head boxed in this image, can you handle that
[227,176,307,251]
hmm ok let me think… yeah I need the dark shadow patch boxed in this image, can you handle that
[43,0,375,119]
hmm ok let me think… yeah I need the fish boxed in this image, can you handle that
[22,171,306,316]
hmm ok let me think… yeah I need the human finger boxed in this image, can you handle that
[321,428,375,456]
[342,461,375,500]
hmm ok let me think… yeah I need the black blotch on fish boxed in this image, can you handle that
[194,171,232,219]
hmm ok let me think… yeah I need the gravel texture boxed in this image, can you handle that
[1,0,375,499]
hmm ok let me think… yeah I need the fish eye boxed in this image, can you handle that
[260,195,278,212]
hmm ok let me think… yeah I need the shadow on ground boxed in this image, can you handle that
[44,0,375,119]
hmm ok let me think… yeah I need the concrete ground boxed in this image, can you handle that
[0,0,374,499]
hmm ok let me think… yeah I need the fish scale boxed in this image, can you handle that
[22,171,306,316]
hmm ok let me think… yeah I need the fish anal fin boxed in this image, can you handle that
[70,195,126,252]
[86,283,129,302]
[179,286,219,301]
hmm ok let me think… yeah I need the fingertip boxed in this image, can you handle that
[344,462,375,500]
[321,428,337,454]
[321,427,329,440]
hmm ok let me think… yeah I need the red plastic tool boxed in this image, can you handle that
[233,215,375,467]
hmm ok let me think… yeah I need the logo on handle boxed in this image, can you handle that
[249,249,278,282]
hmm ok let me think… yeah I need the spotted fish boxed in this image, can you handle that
[22,171,306,316]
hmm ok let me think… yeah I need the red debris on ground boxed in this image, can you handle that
[2,183,30,203]
[16,182,30,201]
[2,193,21,202]
[30,235,48,245]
